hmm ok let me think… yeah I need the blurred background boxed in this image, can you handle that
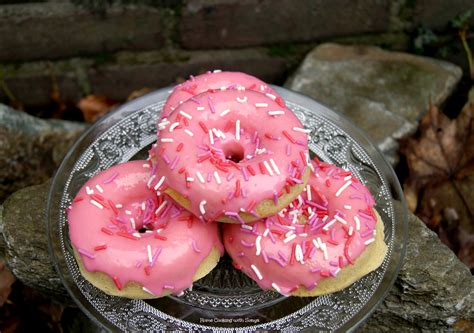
[0,1,473,332]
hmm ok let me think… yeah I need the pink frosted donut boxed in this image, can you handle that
[150,89,310,223]
[223,159,387,296]
[161,70,283,119]
[67,160,223,298]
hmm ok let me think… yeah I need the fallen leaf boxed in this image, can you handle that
[401,99,474,268]
[77,95,116,123]
[0,259,15,307]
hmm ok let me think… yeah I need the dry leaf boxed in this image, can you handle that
[401,100,474,268]
[0,259,15,307]
[77,95,116,123]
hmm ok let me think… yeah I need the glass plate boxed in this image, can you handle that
[46,86,407,332]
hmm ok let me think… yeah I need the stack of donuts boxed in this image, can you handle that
[68,71,387,299]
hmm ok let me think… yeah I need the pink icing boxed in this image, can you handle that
[67,160,224,296]
[151,89,309,222]
[223,159,378,295]
[161,70,283,119]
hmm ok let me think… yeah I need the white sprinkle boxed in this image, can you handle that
[335,215,348,225]
[161,138,174,143]
[90,200,103,209]
[95,184,104,193]
[86,186,94,195]
[209,130,214,145]
[251,264,263,280]
[169,122,180,132]
[306,185,312,201]
[354,216,361,231]
[312,239,320,249]
[147,174,156,188]
[308,163,315,172]
[344,205,352,210]
[335,181,352,197]
[263,160,274,176]
[283,234,297,243]
[196,106,205,111]
[115,203,123,208]
[255,103,268,108]
[236,96,247,103]
[219,109,231,117]
[241,224,253,230]
[213,69,222,73]
[295,244,304,263]
[147,244,153,264]
[348,226,354,236]
[155,201,167,215]
[142,163,150,168]
[344,175,352,181]
[364,238,375,245]
[268,110,285,116]
[186,177,195,182]
[196,171,205,184]
[213,171,222,184]
[321,243,328,260]
[256,236,262,256]
[265,93,276,100]
[154,176,165,190]
[141,202,146,210]
[142,287,156,295]
[199,200,207,215]
[236,120,240,141]
[184,129,194,137]
[323,218,337,230]
[285,229,295,237]
[179,110,192,119]
[293,127,311,134]
[132,232,141,238]
[269,158,281,175]
[263,228,270,237]
[271,282,281,293]
[130,218,136,229]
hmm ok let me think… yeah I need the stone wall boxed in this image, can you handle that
[1,0,473,107]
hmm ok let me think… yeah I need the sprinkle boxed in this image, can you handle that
[154,176,166,190]
[251,264,263,280]
[78,248,95,259]
[209,130,214,145]
[184,129,194,137]
[263,160,274,176]
[113,276,122,290]
[235,120,241,141]
[236,96,247,103]
[198,121,209,133]
[255,103,268,108]
[125,210,132,215]
[142,287,156,295]
[90,200,104,209]
[220,109,231,117]
[101,227,113,235]
[335,181,352,197]
[271,283,281,293]
[255,236,262,256]
[263,228,270,237]
[155,201,167,215]
[86,186,94,195]
[147,244,153,264]
[199,200,207,215]
[186,177,195,182]
[293,127,311,134]
[321,243,328,260]
[130,218,136,229]
[265,93,276,100]
[269,158,281,175]
[364,238,375,245]
[295,244,304,263]
[323,218,336,230]
[196,171,205,184]
[268,110,285,116]
[282,130,296,143]
[213,171,222,184]
[344,205,352,210]
[161,138,174,143]
[147,174,156,188]
[283,234,297,243]
[348,226,354,236]
[335,215,348,225]
[354,216,361,231]
[196,106,205,111]
[95,184,104,193]
[344,175,352,181]
[169,122,180,132]
[179,110,192,119]
[247,165,256,176]
[241,224,253,230]
[312,239,320,249]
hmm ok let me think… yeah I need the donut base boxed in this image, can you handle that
[165,166,311,224]
[73,246,222,299]
[291,211,387,297]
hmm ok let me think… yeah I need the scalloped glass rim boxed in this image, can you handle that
[46,85,407,332]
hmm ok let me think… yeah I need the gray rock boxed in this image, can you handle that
[285,43,462,165]
[1,180,472,330]
[0,104,87,202]
[359,213,474,332]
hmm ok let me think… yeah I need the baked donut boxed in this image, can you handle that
[161,70,283,119]
[223,159,387,296]
[67,160,223,299]
[150,89,311,223]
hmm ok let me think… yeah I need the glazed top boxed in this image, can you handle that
[223,159,378,295]
[161,70,282,119]
[68,160,223,296]
[150,89,309,221]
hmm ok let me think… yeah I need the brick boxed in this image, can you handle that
[180,0,390,49]
[0,3,168,61]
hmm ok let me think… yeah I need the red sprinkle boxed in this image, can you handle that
[299,151,307,165]
[247,83,256,90]
[198,121,209,133]
[275,96,285,108]
[176,143,184,152]
[154,234,168,241]
[113,276,122,290]
[117,231,138,240]
[246,165,256,176]
[101,227,113,235]
[224,120,233,132]
[258,162,266,174]
[94,244,107,251]
[215,164,229,173]
[178,167,186,174]
[285,184,291,193]
[320,271,331,277]
[246,200,256,212]
[209,209,225,222]
[264,133,273,139]
[144,265,151,276]
[232,262,242,270]
[187,217,194,228]
[282,130,296,144]
[73,197,83,203]
[344,235,355,265]
[235,180,241,198]
[325,179,331,187]
[197,155,211,163]
[108,200,118,215]
[290,243,297,265]
[338,256,344,268]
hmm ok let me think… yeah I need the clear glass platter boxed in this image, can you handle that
[46,86,407,332]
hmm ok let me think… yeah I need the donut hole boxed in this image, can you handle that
[223,142,245,163]
[138,227,148,233]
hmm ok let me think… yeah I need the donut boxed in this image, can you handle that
[222,159,387,296]
[67,160,224,299]
[161,70,283,119]
[150,89,311,223]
